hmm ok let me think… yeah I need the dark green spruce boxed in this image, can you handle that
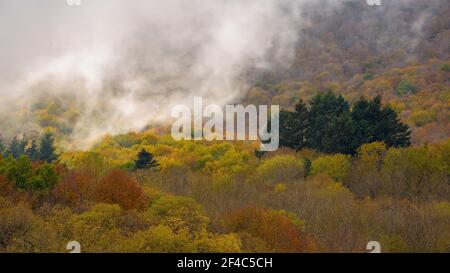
[39,133,58,163]
[135,149,159,170]
[279,92,410,154]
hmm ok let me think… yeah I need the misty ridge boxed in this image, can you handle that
[0,0,447,149]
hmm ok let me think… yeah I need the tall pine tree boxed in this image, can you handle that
[293,100,309,150]
[352,95,410,148]
[352,96,378,145]
[377,106,411,147]
[18,135,28,156]
[279,110,299,149]
[135,149,159,170]
[277,92,410,154]
[0,135,5,156]
[307,91,356,154]
[6,137,21,159]
[26,139,39,161]
[279,99,309,150]
[39,133,58,163]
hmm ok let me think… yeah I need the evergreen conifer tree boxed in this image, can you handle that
[39,133,58,163]
[352,95,410,148]
[0,135,5,156]
[7,137,21,159]
[279,99,309,150]
[135,149,159,170]
[26,139,39,161]
[18,135,28,156]
[307,91,356,154]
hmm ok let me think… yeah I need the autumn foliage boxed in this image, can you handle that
[94,170,148,210]
[52,170,96,208]
[223,207,317,253]
[0,0,449,254]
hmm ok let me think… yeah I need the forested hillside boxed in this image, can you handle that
[0,0,449,253]
[0,131,449,252]
[244,0,449,145]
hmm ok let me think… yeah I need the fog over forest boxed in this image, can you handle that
[0,0,446,147]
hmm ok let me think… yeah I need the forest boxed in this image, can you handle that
[0,114,449,252]
[0,0,449,253]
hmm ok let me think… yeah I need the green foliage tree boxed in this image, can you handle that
[29,163,58,190]
[25,140,39,162]
[352,96,376,145]
[352,96,410,148]
[18,135,28,157]
[6,155,33,190]
[279,110,298,149]
[135,149,159,170]
[2,155,58,191]
[0,135,5,156]
[279,93,410,154]
[279,100,309,150]
[376,106,411,148]
[307,91,356,154]
[39,133,58,163]
[6,137,21,159]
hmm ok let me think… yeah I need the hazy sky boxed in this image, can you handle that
[1,0,429,148]
[0,0,312,147]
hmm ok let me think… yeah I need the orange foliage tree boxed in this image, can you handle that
[94,169,148,210]
[222,207,317,253]
[52,170,96,208]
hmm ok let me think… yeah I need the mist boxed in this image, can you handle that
[0,0,441,148]
[0,0,314,148]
